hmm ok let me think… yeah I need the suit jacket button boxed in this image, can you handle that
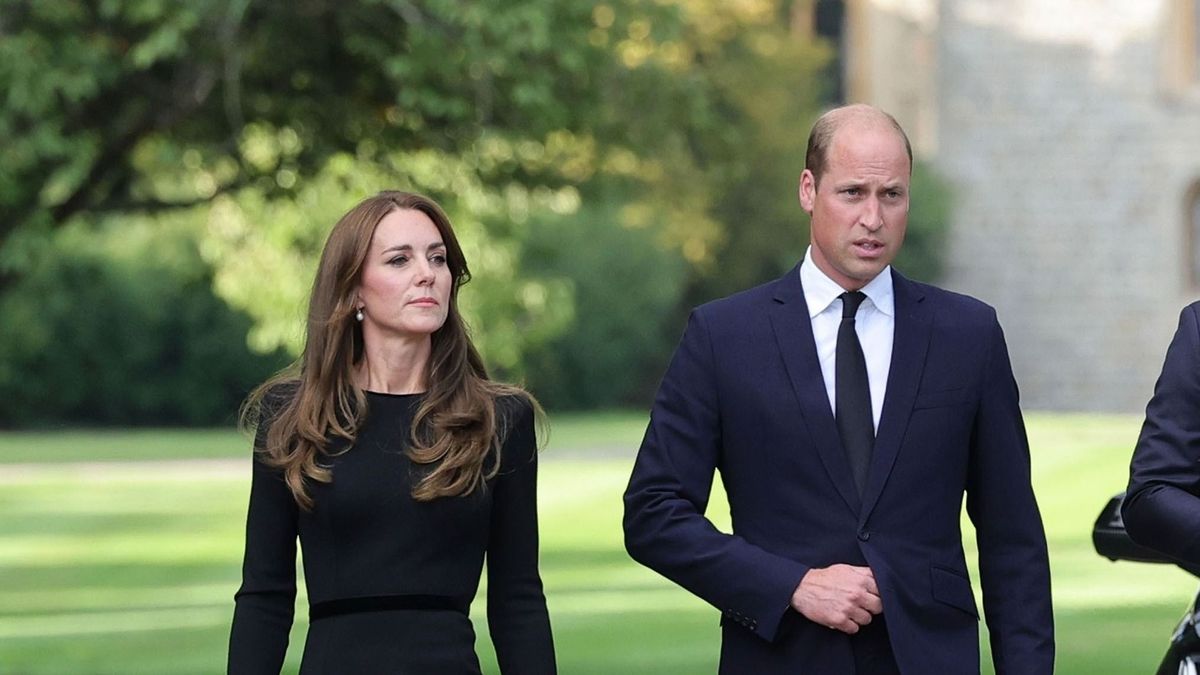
[858,530,870,542]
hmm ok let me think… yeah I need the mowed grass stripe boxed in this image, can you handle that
[0,412,1196,673]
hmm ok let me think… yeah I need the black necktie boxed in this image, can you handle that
[836,291,873,495]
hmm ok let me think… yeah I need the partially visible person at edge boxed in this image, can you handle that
[622,104,1054,674]
[1123,302,1200,565]
[227,190,556,674]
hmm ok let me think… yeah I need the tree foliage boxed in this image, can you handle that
[519,199,688,408]
[0,0,628,252]
[0,216,288,427]
[0,0,952,421]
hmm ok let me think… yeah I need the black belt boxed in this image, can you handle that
[310,594,469,621]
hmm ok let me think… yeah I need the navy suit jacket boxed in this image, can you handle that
[623,266,1053,674]
[1124,301,1200,563]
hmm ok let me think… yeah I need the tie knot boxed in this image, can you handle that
[840,291,867,319]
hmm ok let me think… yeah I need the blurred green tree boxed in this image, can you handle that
[0,215,289,427]
[0,0,704,259]
[0,0,738,394]
[519,198,688,408]
[0,0,950,416]
[895,162,953,283]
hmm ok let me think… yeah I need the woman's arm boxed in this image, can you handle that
[228,391,300,674]
[486,398,556,674]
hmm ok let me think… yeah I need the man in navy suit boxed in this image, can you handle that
[1123,302,1200,564]
[623,104,1054,673]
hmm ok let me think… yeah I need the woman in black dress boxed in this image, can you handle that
[228,191,556,674]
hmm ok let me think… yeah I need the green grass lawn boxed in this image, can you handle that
[0,411,1192,673]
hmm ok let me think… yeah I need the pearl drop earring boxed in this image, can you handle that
[355,308,364,321]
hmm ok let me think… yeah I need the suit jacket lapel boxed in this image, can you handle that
[769,266,862,514]
[860,269,932,521]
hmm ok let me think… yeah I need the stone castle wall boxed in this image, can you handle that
[911,0,1200,410]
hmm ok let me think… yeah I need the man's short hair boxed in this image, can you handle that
[804,105,914,186]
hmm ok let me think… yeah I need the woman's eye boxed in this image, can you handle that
[388,256,409,266]
[431,254,447,266]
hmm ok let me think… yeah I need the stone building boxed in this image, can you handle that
[810,0,1200,410]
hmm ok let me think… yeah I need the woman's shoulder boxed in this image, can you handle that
[495,389,532,411]
[248,378,301,448]
[490,392,539,474]
[493,389,536,427]
[254,379,300,420]
[261,379,301,408]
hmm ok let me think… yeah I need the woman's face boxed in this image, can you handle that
[354,208,453,342]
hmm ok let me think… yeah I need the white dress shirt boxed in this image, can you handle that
[799,246,895,431]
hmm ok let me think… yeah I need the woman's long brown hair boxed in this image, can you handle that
[242,190,537,509]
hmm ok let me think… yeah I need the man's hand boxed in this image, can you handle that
[790,564,883,634]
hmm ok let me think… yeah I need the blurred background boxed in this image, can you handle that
[1,0,1199,672]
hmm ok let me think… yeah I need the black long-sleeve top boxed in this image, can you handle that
[228,390,556,674]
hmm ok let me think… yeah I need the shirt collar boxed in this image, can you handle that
[799,246,895,319]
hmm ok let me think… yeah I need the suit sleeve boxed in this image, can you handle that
[965,316,1054,675]
[1123,304,1200,562]
[623,309,808,643]
[227,396,298,674]
[487,399,557,674]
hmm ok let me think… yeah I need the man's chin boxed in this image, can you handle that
[847,263,888,284]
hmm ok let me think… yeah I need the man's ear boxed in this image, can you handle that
[798,169,816,215]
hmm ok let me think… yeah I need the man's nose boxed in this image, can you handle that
[861,198,884,230]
